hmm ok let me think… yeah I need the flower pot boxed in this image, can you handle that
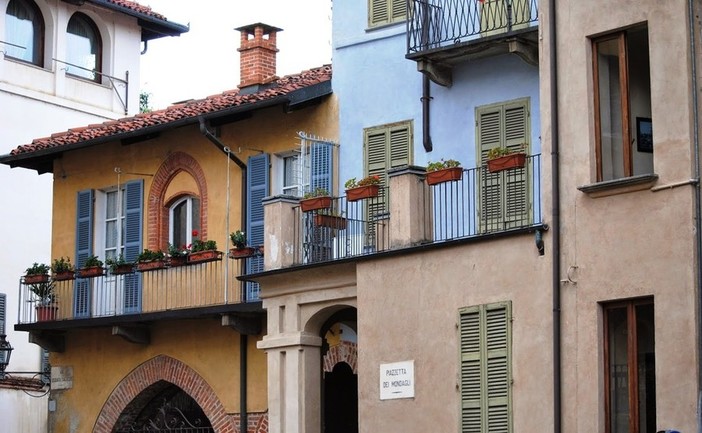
[188,250,223,264]
[300,196,332,212]
[487,153,527,173]
[229,247,256,259]
[53,271,75,281]
[169,256,188,267]
[345,184,380,202]
[110,264,134,275]
[314,214,348,230]
[136,260,167,272]
[426,167,463,185]
[24,274,49,284]
[77,267,103,278]
[36,305,58,322]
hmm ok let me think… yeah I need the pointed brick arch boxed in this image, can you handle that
[323,341,358,374]
[93,355,234,433]
[147,152,209,250]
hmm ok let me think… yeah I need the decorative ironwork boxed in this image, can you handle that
[114,400,213,432]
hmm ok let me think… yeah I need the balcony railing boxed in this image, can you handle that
[292,154,541,265]
[407,0,538,55]
[17,258,256,325]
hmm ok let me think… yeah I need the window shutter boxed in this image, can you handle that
[310,141,332,193]
[0,293,6,335]
[246,153,269,301]
[477,100,530,232]
[74,189,93,318]
[123,180,143,313]
[365,121,412,216]
[389,124,411,168]
[391,0,407,20]
[460,302,512,433]
[369,0,389,26]
[41,349,50,385]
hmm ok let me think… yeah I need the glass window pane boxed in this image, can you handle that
[191,198,200,238]
[66,13,100,80]
[105,220,117,249]
[173,201,187,248]
[607,306,629,433]
[5,0,42,65]
[596,38,624,181]
[106,191,117,219]
[636,303,655,433]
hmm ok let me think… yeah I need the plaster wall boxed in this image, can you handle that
[0,387,48,432]
[49,320,267,432]
[539,0,700,431]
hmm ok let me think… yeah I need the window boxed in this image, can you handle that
[459,301,512,433]
[75,181,142,317]
[364,120,412,213]
[603,299,655,433]
[281,153,305,196]
[593,25,652,182]
[4,0,44,66]
[477,99,531,232]
[369,0,406,28]
[169,196,201,249]
[66,12,102,82]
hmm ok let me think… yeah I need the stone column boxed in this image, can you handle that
[388,166,432,248]
[263,195,299,270]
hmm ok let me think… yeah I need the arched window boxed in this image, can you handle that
[66,12,101,82]
[4,0,44,66]
[169,196,201,249]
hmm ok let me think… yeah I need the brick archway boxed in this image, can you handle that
[93,355,234,433]
[147,152,209,250]
[323,341,358,374]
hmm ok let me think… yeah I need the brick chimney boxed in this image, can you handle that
[236,23,282,89]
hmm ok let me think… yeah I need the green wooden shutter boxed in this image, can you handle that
[123,180,143,313]
[246,153,269,301]
[369,0,389,27]
[477,100,530,232]
[481,0,531,36]
[460,302,512,433]
[0,293,5,335]
[391,0,407,21]
[74,189,94,318]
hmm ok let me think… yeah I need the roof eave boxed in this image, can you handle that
[86,0,189,41]
[0,81,333,173]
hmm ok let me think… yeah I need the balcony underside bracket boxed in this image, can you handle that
[29,331,65,353]
[222,314,262,335]
[112,326,150,345]
[508,37,538,67]
[417,60,453,87]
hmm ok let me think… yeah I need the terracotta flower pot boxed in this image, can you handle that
[53,271,75,281]
[426,167,463,185]
[229,247,256,259]
[314,214,348,229]
[345,184,380,202]
[136,260,167,272]
[188,250,223,264]
[24,274,49,284]
[36,305,58,322]
[77,267,103,278]
[169,256,188,267]
[300,196,332,212]
[487,153,527,173]
[110,264,134,275]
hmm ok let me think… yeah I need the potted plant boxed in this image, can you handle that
[168,243,189,267]
[486,145,527,173]
[78,255,104,278]
[28,281,57,321]
[229,230,256,259]
[136,249,167,272]
[51,257,75,281]
[24,262,50,284]
[105,254,134,275]
[345,175,381,202]
[426,159,463,185]
[314,210,348,230]
[300,187,332,212]
[189,239,222,263]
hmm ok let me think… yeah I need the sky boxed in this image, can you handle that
[138,0,333,110]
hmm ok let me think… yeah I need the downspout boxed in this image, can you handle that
[422,74,433,152]
[198,117,250,431]
[688,0,702,428]
[548,0,562,431]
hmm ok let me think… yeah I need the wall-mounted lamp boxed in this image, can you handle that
[0,334,13,379]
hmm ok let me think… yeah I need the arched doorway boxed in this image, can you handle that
[320,308,358,433]
[112,381,213,432]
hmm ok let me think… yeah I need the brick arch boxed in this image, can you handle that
[93,355,235,433]
[147,152,209,250]
[323,341,358,375]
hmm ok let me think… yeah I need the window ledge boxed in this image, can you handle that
[577,174,659,198]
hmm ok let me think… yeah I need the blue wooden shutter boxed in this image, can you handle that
[310,141,332,193]
[74,189,93,318]
[0,293,6,334]
[246,153,269,301]
[123,180,143,313]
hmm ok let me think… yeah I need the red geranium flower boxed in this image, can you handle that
[192,230,199,237]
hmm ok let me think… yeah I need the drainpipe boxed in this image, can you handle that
[198,117,250,430]
[547,0,562,431]
[422,74,433,152]
[688,0,702,428]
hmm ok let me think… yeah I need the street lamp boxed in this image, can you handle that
[0,334,13,379]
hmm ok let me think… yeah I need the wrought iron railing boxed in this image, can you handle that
[407,0,539,54]
[17,258,256,324]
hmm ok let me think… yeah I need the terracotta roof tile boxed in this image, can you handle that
[105,0,168,21]
[10,65,332,156]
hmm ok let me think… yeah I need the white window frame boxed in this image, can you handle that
[169,196,200,247]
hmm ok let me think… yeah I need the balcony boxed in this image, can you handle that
[16,258,261,331]
[407,0,539,85]
[267,155,543,268]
